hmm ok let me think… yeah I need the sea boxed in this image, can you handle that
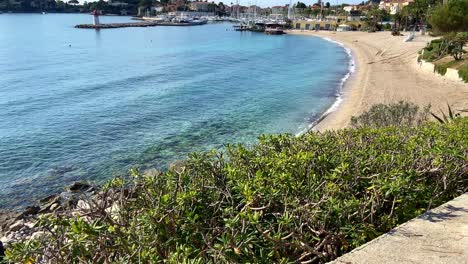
[0,14,351,209]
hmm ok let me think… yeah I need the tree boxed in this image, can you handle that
[68,0,79,4]
[366,7,387,31]
[325,2,330,8]
[402,0,442,29]
[429,0,468,34]
[392,11,403,30]
[296,1,307,8]
[139,0,152,8]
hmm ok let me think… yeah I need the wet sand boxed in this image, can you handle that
[289,31,468,130]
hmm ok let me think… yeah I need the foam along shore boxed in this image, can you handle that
[288,30,468,131]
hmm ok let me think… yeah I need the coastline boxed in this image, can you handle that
[288,30,468,131]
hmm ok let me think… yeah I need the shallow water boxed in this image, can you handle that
[0,14,349,208]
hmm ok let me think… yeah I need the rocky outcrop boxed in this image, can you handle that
[0,181,98,249]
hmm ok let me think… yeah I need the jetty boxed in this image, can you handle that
[75,22,159,29]
[75,20,208,29]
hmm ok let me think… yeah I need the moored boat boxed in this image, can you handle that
[265,28,285,35]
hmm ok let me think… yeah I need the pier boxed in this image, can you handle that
[75,22,159,29]
[75,20,208,29]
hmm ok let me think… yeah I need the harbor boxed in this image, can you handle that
[75,11,209,29]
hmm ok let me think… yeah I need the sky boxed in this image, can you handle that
[242,0,363,7]
[79,0,364,8]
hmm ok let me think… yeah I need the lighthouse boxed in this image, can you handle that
[92,10,100,26]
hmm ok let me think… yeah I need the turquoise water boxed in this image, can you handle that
[0,14,349,209]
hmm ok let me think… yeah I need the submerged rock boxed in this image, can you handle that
[169,160,187,173]
[68,181,92,192]
[20,205,40,217]
[39,194,60,204]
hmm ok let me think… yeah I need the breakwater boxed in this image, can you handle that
[75,22,159,29]
[75,20,207,29]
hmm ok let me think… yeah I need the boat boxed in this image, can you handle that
[265,28,285,35]
[158,18,208,26]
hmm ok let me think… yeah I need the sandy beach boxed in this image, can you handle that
[289,30,468,131]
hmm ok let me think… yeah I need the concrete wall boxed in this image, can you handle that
[419,59,464,83]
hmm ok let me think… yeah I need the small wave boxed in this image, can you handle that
[297,36,355,136]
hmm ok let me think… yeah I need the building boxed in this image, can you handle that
[379,0,414,14]
[229,4,248,17]
[248,5,262,15]
[107,0,128,7]
[260,7,271,16]
[271,6,287,16]
[343,5,355,13]
[189,1,211,12]
[168,11,215,17]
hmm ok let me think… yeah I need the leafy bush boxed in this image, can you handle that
[459,62,468,82]
[5,117,467,263]
[420,33,466,62]
[445,32,467,60]
[431,104,468,124]
[434,62,449,75]
[429,0,468,34]
[421,38,444,61]
[350,101,430,128]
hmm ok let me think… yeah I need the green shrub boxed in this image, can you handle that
[429,0,468,34]
[350,101,430,128]
[421,39,444,61]
[5,117,467,263]
[445,32,467,60]
[458,63,468,82]
[434,62,449,75]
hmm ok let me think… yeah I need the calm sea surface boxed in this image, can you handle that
[0,14,349,208]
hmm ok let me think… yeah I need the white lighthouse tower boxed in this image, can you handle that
[92,10,100,26]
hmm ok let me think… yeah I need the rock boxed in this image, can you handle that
[169,160,187,173]
[9,219,24,232]
[30,231,46,240]
[68,181,91,192]
[0,210,20,235]
[20,205,40,217]
[49,203,60,212]
[39,195,61,213]
[24,222,35,229]
[105,203,120,220]
[77,200,90,210]
[39,194,60,204]
[144,168,161,177]
[6,232,15,240]
[0,236,11,244]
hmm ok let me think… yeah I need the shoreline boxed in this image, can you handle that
[289,30,468,131]
[307,35,356,133]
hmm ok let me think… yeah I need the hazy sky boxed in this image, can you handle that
[229,0,362,7]
[79,0,364,8]
[79,1,364,7]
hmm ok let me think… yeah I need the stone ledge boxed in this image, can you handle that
[419,59,464,83]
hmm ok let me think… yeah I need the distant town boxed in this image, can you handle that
[0,0,415,21]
